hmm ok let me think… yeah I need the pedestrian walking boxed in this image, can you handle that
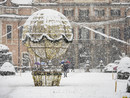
[71,65,74,72]
[63,62,69,77]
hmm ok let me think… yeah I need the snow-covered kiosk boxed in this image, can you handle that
[22,9,73,86]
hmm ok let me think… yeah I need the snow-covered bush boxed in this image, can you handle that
[0,44,12,67]
[118,57,130,67]
[117,57,130,72]
[0,62,15,76]
[0,44,9,52]
[117,57,130,79]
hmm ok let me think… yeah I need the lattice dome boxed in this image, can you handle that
[22,9,73,60]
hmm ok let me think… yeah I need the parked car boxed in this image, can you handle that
[117,57,130,79]
[117,68,130,79]
[127,77,130,93]
[104,63,118,73]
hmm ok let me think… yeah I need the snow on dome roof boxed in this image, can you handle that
[22,9,73,43]
[11,0,32,4]
[0,62,15,72]
[0,44,9,51]
[22,9,73,59]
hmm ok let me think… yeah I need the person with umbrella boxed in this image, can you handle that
[62,60,70,77]
[34,62,41,71]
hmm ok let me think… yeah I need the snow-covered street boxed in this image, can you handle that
[0,71,129,98]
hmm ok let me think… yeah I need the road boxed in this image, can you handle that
[0,71,129,98]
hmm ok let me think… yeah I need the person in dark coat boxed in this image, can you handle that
[63,63,69,77]
[71,65,74,72]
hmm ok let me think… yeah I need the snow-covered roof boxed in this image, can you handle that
[75,18,125,26]
[0,44,9,51]
[112,2,130,5]
[0,62,15,72]
[0,14,29,19]
[19,6,33,8]
[107,63,117,66]
[11,0,32,5]
[0,0,6,4]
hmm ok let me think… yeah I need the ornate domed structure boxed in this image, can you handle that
[22,9,73,86]
[22,9,73,60]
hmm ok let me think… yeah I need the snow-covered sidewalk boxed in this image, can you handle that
[0,72,129,98]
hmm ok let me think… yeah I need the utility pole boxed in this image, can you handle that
[18,18,22,74]
[18,20,21,67]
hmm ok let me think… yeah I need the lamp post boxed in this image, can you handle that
[85,59,90,72]
[99,60,104,72]
[80,51,90,72]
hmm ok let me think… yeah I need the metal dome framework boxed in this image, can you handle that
[22,9,73,60]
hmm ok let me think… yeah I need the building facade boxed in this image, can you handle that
[0,0,129,68]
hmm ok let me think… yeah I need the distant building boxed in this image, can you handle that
[0,0,129,68]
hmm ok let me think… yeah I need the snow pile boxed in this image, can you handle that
[11,0,32,4]
[0,44,9,52]
[117,57,130,73]
[0,62,15,73]
[119,57,130,67]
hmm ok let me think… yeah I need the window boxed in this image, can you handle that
[112,0,120,2]
[95,28,105,40]
[124,26,130,40]
[50,0,58,2]
[79,29,82,39]
[95,10,105,17]
[7,25,12,39]
[79,10,89,21]
[111,10,120,16]
[64,9,74,17]
[111,28,121,39]
[79,28,90,40]
[19,26,23,39]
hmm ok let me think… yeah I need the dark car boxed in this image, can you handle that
[117,70,123,79]
[117,68,130,79]
[0,71,15,76]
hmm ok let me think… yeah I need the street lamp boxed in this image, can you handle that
[99,60,104,72]
[85,59,90,72]
[80,51,90,72]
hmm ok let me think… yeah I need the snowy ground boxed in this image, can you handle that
[0,70,129,98]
